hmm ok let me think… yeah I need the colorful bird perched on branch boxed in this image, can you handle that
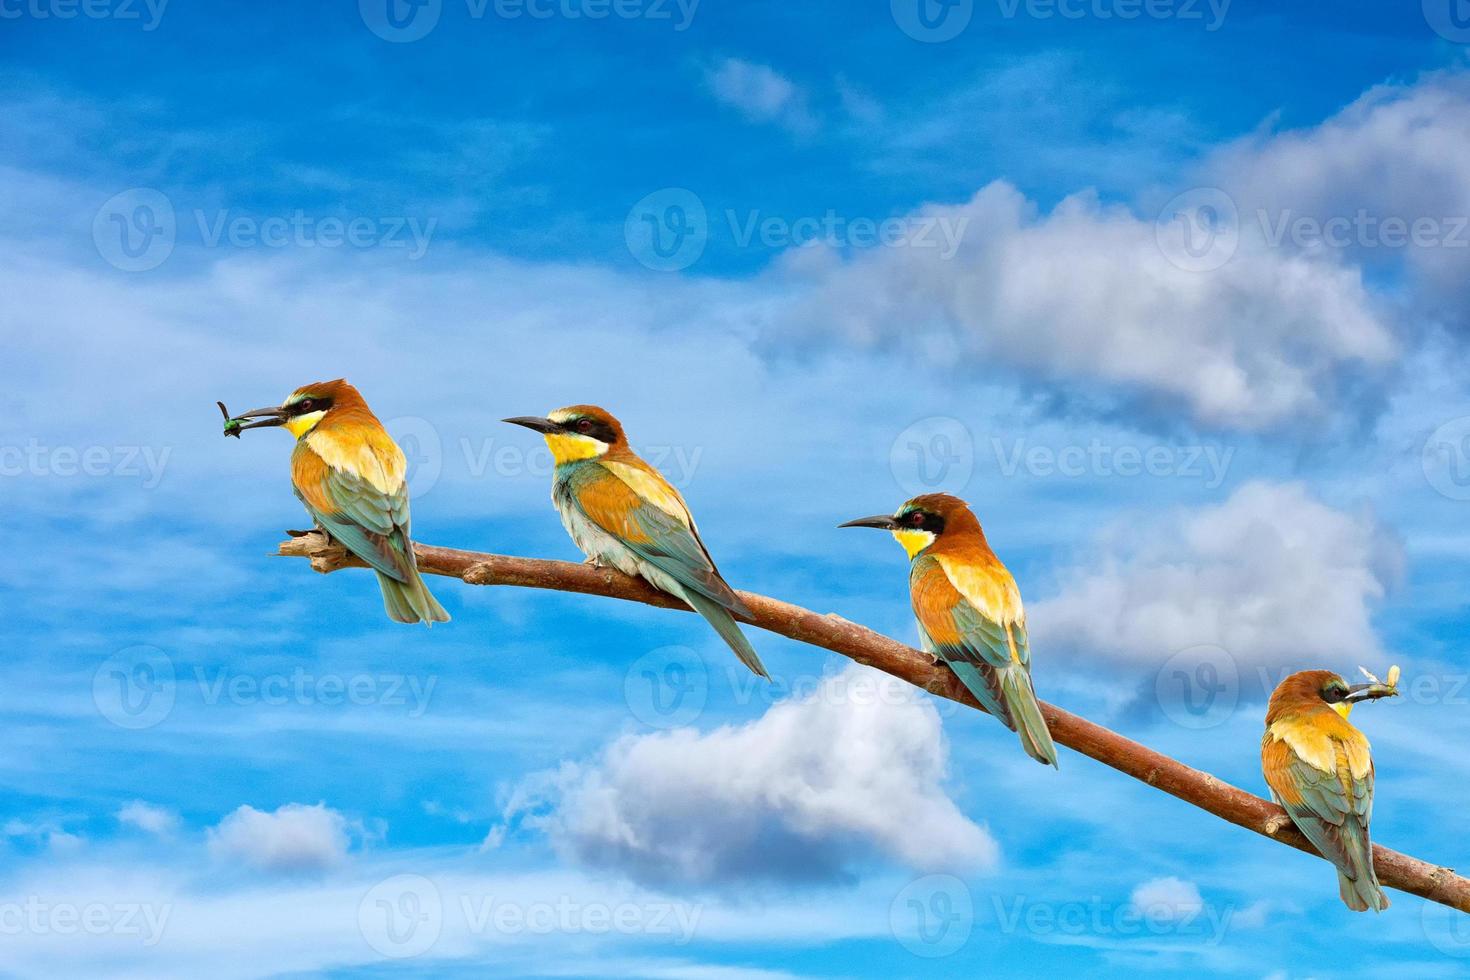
[504,405,767,679]
[1262,668,1397,911]
[841,493,1057,767]
[221,379,449,625]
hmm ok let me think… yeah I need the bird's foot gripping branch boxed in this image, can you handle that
[275,531,1470,914]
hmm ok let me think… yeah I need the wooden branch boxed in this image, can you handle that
[279,531,1469,913]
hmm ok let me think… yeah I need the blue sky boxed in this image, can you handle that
[5,1,1470,976]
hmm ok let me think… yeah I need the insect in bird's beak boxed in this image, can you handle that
[502,416,561,434]
[838,514,899,530]
[1345,664,1402,703]
[218,399,288,437]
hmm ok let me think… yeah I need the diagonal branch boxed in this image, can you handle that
[278,531,1469,913]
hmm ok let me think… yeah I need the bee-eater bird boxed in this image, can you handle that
[840,494,1057,767]
[503,406,767,679]
[1262,669,1391,911]
[225,379,450,625]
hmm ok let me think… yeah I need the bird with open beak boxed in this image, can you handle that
[504,405,767,679]
[1262,668,1396,911]
[221,379,449,625]
[841,493,1058,767]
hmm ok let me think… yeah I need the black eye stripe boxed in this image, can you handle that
[289,397,331,417]
[562,418,618,443]
[899,511,946,535]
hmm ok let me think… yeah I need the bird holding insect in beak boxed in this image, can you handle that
[221,380,449,625]
[1262,668,1397,912]
[503,406,767,679]
[840,494,1057,767]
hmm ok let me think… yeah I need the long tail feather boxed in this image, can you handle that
[377,570,450,625]
[1338,870,1390,912]
[999,664,1059,768]
[682,589,768,679]
[1337,821,1390,912]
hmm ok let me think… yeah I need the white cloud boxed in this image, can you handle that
[3,818,84,853]
[206,803,351,873]
[118,801,180,838]
[705,58,816,135]
[1128,875,1204,922]
[1202,69,1470,314]
[498,664,997,886]
[1031,481,1402,674]
[767,181,1395,433]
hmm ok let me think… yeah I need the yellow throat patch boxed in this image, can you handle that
[544,432,608,464]
[892,528,936,559]
[286,410,326,439]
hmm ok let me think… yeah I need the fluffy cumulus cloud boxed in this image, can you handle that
[1128,876,1205,922]
[1201,69,1470,320]
[117,801,180,838]
[705,58,816,134]
[766,181,1395,433]
[497,664,997,886]
[763,70,1470,434]
[1030,481,1402,674]
[206,803,352,873]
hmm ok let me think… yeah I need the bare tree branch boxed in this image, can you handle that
[278,531,1469,913]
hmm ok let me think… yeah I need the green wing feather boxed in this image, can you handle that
[294,447,415,584]
[914,555,1056,767]
[1278,752,1378,891]
[563,463,749,616]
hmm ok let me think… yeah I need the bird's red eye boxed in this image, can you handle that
[299,399,314,412]
[576,419,593,433]
[907,512,925,528]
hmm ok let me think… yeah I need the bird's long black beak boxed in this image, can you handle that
[839,514,899,530]
[503,416,560,434]
[1344,682,1399,704]
[219,401,287,438]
